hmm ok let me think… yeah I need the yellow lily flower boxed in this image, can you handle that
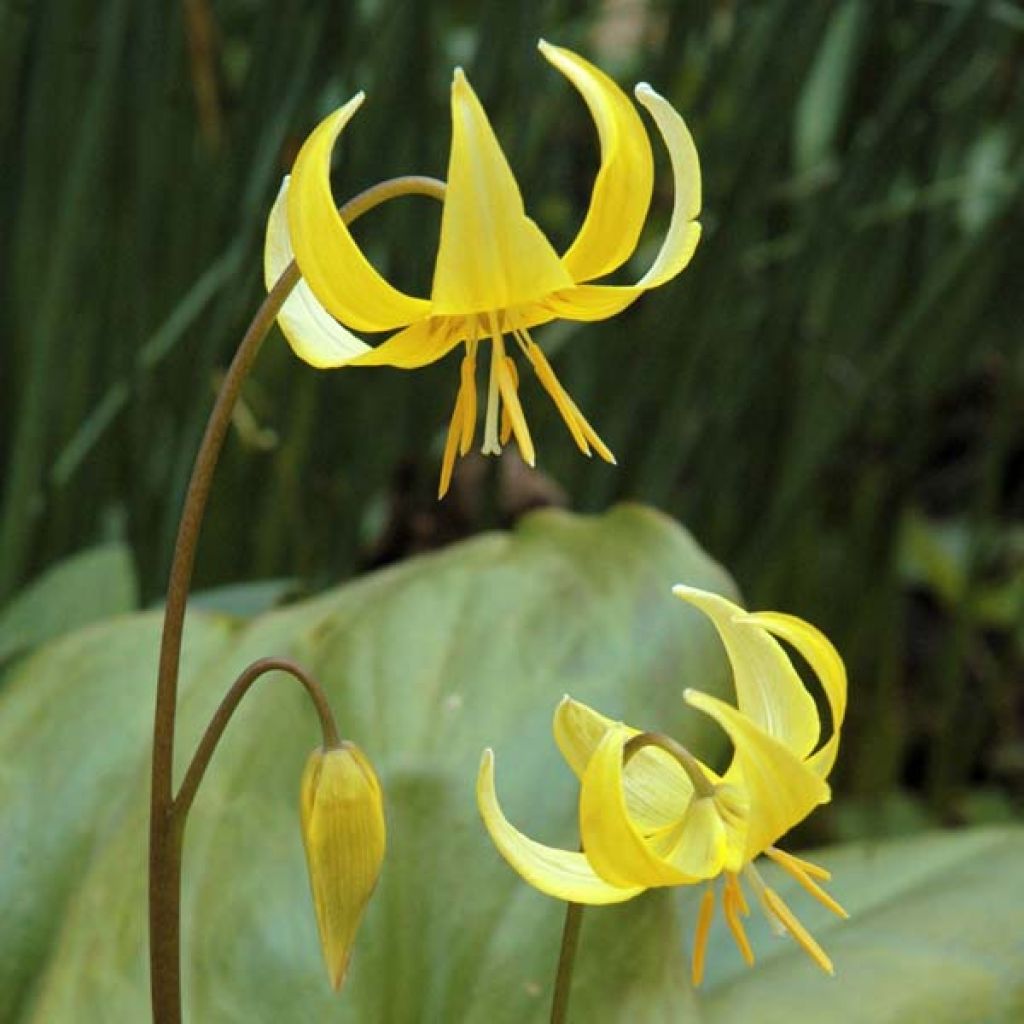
[477,585,848,984]
[264,40,701,496]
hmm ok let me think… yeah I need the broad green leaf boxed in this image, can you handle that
[1,506,735,1022]
[702,828,1024,1023]
[188,578,300,618]
[0,543,139,666]
[0,611,236,1021]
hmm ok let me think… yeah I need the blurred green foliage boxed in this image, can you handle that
[1,0,1021,819]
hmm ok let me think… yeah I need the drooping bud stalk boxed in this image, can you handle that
[299,741,386,990]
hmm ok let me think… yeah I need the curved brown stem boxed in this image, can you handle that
[549,898,584,1024]
[148,264,297,1024]
[148,174,446,1024]
[174,657,340,821]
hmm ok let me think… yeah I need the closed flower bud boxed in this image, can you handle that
[299,741,386,990]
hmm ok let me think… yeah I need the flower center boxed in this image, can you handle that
[436,312,617,499]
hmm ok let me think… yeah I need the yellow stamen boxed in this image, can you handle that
[762,888,835,976]
[438,388,464,499]
[459,341,478,456]
[497,355,534,465]
[499,357,517,445]
[516,328,617,464]
[723,875,755,966]
[515,330,589,455]
[766,846,832,882]
[691,885,716,987]
[482,316,505,456]
[765,848,848,919]
[728,870,750,917]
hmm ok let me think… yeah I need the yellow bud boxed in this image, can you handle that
[299,741,386,990]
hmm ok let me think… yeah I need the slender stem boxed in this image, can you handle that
[550,899,584,1024]
[174,657,340,821]
[548,730,712,1021]
[148,174,445,1024]
[148,264,297,1024]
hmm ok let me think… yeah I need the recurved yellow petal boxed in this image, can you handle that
[664,784,749,876]
[684,690,829,859]
[538,40,653,284]
[264,177,372,368]
[299,743,386,991]
[476,749,641,905]
[288,94,431,332]
[431,70,573,315]
[633,83,702,288]
[540,83,701,320]
[544,286,641,322]
[673,585,820,760]
[553,697,691,831]
[660,795,728,879]
[743,611,847,780]
[346,315,464,369]
[580,725,700,887]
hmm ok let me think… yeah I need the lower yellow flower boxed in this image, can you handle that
[300,742,386,990]
[476,585,849,983]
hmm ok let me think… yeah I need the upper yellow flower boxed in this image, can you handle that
[264,40,701,496]
[477,585,848,984]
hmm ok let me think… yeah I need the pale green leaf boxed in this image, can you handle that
[1,506,736,1022]
[702,828,1024,1023]
[0,543,138,665]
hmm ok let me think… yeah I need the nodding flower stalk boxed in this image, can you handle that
[148,174,443,1024]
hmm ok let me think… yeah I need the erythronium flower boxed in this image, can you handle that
[476,585,849,984]
[264,40,701,497]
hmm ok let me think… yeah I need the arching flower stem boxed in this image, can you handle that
[148,175,445,1024]
[173,656,341,821]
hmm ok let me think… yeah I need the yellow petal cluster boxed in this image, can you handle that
[264,40,701,496]
[299,742,386,991]
[477,585,849,983]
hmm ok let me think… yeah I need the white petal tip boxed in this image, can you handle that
[480,747,495,767]
[634,82,657,100]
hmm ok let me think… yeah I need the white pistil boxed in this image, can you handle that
[743,861,786,936]
[482,317,506,456]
